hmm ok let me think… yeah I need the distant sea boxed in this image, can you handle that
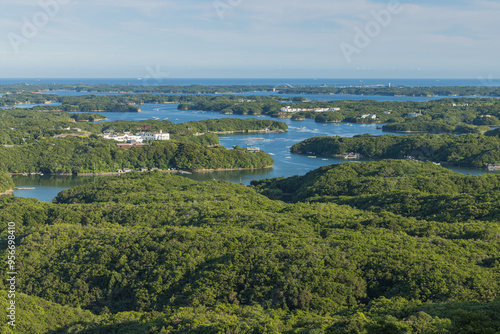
[1,78,500,87]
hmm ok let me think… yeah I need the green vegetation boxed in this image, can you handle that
[0,137,274,174]
[382,120,490,134]
[252,159,500,222]
[181,96,500,134]
[0,109,287,145]
[2,84,500,332]
[0,172,14,193]
[0,167,499,332]
[282,85,500,97]
[291,133,500,168]
[3,90,500,134]
[2,83,500,97]
[101,118,287,134]
[0,93,141,112]
[69,113,107,122]
[0,113,283,174]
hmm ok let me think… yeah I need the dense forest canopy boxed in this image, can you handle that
[2,84,500,332]
[291,133,500,168]
[252,159,500,222]
[0,137,274,174]
[0,172,14,192]
[0,165,499,332]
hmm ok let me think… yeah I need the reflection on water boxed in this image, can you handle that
[11,175,99,202]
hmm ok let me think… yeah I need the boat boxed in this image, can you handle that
[322,159,329,161]
[286,157,292,159]
[307,156,317,159]
[15,187,35,190]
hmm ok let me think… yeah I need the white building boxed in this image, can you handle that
[360,114,377,119]
[103,133,143,143]
[136,130,170,141]
[102,130,169,143]
[280,106,340,113]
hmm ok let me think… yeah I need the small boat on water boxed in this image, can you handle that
[15,187,35,190]
[308,156,317,159]
[322,159,329,161]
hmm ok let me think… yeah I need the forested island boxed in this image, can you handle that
[1,164,499,332]
[0,113,287,173]
[0,109,287,145]
[3,91,500,134]
[2,83,500,97]
[291,133,500,168]
[0,137,274,174]
[69,113,108,122]
[180,96,500,134]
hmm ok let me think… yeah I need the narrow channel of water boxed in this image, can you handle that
[9,103,495,202]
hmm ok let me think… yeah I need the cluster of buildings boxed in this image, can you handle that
[280,106,341,113]
[100,130,170,144]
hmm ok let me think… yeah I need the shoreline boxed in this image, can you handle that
[8,166,274,177]
[289,152,487,169]
[191,166,274,173]
[208,129,287,135]
[0,189,14,196]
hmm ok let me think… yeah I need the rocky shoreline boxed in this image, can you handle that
[0,189,14,196]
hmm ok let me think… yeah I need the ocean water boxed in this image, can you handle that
[2,78,500,87]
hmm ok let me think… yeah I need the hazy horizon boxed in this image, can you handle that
[1,0,498,79]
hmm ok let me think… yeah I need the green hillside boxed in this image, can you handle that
[0,173,14,193]
[0,167,499,333]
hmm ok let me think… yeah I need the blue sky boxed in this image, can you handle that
[0,0,498,78]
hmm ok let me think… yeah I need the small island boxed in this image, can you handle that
[290,133,500,168]
[69,113,108,122]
